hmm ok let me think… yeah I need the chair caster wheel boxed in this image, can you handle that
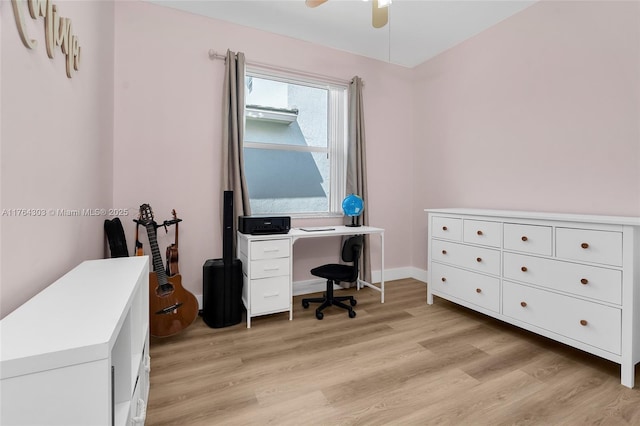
[316,311,324,320]
[302,301,310,309]
[348,310,356,318]
[350,299,357,307]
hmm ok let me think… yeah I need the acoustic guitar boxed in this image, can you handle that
[139,204,198,338]
[165,209,179,276]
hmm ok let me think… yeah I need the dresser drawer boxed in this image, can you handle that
[503,281,621,354]
[432,216,462,241]
[556,228,623,266]
[431,263,500,313]
[432,239,500,276]
[250,257,290,279]
[504,223,552,256]
[250,276,290,314]
[504,252,622,305]
[250,239,290,260]
[463,220,501,247]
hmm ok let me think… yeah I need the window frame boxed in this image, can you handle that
[243,67,348,218]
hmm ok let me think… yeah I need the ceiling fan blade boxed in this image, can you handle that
[306,0,328,7]
[372,0,389,28]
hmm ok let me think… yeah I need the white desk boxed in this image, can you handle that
[238,226,385,328]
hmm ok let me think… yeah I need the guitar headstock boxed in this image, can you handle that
[139,204,155,226]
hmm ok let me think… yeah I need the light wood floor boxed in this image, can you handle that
[146,279,640,425]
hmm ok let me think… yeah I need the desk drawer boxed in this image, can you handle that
[250,276,290,314]
[250,257,290,279]
[250,239,290,261]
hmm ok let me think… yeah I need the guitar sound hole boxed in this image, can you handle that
[156,283,175,297]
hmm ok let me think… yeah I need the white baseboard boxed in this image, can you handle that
[294,267,428,296]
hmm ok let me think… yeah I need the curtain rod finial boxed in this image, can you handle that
[208,49,217,60]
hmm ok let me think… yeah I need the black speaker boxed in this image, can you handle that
[202,190,244,328]
[202,258,242,328]
[222,190,234,262]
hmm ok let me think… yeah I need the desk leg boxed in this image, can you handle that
[355,232,385,303]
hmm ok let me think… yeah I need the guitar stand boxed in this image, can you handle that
[134,217,182,233]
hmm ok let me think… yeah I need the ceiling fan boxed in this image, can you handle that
[305,0,390,29]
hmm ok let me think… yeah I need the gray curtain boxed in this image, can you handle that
[221,50,251,250]
[347,76,371,283]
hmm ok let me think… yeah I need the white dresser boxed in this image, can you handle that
[238,233,293,328]
[426,208,640,387]
[0,257,150,425]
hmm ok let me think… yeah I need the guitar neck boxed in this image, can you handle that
[145,223,169,283]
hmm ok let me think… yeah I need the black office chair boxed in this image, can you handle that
[302,235,363,320]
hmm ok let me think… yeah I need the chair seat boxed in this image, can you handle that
[310,264,355,282]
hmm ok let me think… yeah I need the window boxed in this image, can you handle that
[243,69,347,216]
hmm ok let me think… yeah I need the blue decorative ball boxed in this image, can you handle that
[342,194,364,217]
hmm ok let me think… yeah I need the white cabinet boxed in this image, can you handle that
[426,208,640,388]
[238,233,292,328]
[1,257,150,425]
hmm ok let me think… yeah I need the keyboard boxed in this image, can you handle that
[299,227,336,232]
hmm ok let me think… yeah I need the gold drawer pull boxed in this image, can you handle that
[580,319,588,326]
[580,278,589,285]
[441,277,447,282]
[442,250,447,255]
[521,266,528,272]
[520,301,527,307]
[442,226,448,231]
[477,230,483,236]
[476,288,482,293]
[521,236,528,242]
[581,242,589,249]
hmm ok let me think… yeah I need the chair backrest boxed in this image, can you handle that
[342,235,364,282]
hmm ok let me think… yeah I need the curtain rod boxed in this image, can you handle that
[208,49,352,87]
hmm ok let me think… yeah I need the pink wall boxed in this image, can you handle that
[411,1,640,270]
[1,0,115,318]
[112,1,415,300]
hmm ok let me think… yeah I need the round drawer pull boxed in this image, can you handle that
[442,226,448,231]
[580,319,588,326]
[477,230,483,236]
[521,266,528,272]
[476,257,482,263]
[581,242,589,249]
[441,277,447,282]
[520,301,527,307]
[521,236,528,242]
[442,250,447,255]
[580,278,589,285]
[476,288,482,293]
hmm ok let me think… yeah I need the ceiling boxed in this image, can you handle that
[148,0,536,68]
